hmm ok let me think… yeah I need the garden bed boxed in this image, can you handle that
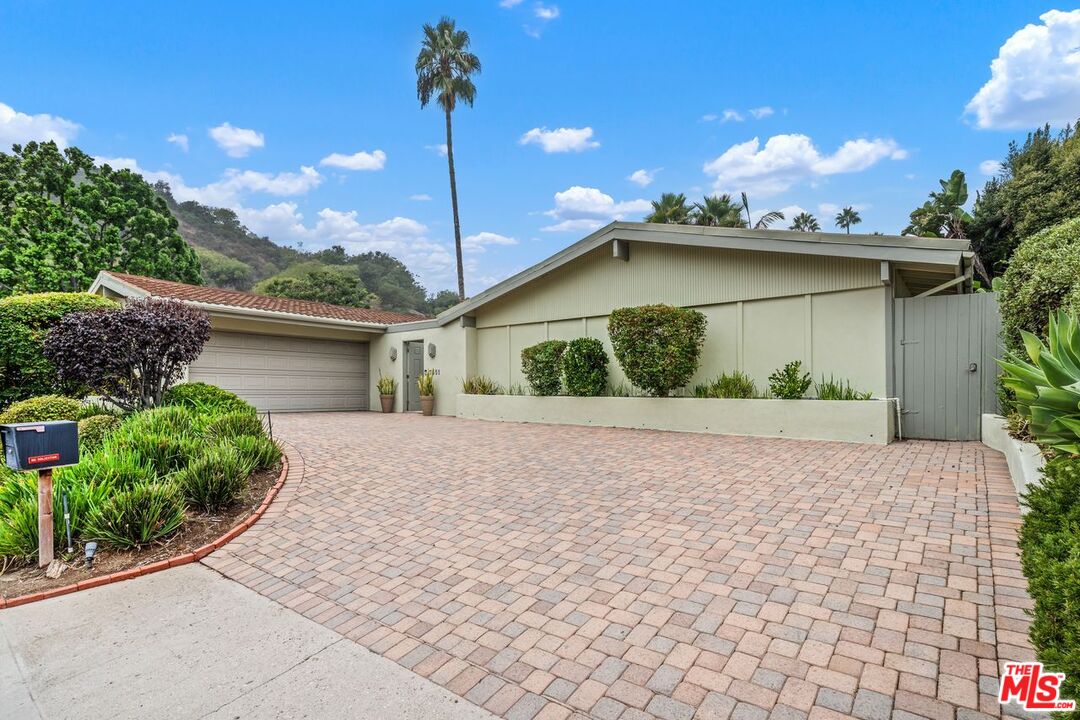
[0,462,282,603]
[981,413,1046,499]
[457,394,896,444]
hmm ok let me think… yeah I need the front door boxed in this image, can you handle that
[404,341,424,412]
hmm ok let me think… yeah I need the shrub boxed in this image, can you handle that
[998,309,1080,454]
[231,435,283,472]
[1019,456,1080,704]
[76,401,121,420]
[204,411,265,441]
[815,376,872,401]
[0,394,82,424]
[521,340,568,396]
[0,292,117,409]
[121,405,196,438]
[694,371,757,399]
[164,382,255,416]
[60,448,157,489]
[462,375,502,395]
[998,217,1080,353]
[608,305,707,397]
[84,482,185,549]
[175,443,252,511]
[78,415,121,453]
[562,338,608,397]
[112,432,200,475]
[44,297,211,411]
[768,361,812,399]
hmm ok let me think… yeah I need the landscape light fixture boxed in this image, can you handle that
[84,541,98,570]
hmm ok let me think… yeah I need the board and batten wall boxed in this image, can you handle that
[472,242,890,397]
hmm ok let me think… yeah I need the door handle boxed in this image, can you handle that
[968,362,978,373]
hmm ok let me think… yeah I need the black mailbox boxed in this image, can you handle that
[1,421,80,471]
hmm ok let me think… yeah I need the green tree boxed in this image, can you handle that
[903,170,971,239]
[196,247,253,290]
[645,193,691,224]
[970,122,1080,277]
[416,17,481,302]
[690,195,746,227]
[0,142,201,295]
[425,289,461,315]
[741,192,784,229]
[255,268,376,308]
[834,206,862,234]
[789,212,821,232]
[353,251,429,312]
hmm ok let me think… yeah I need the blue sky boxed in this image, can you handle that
[1,2,1077,295]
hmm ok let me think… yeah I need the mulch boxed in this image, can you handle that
[0,464,280,600]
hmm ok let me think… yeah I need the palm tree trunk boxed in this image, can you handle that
[444,107,465,301]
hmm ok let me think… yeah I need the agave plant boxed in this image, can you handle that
[997,309,1080,454]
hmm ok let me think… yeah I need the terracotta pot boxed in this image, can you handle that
[420,395,434,416]
[380,394,394,413]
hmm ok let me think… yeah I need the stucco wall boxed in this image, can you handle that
[370,322,473,415]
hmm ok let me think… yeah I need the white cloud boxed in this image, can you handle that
[749,106,774,119]
[519,126,599,153]
[0,101,80,149]
[818,202,870,216]
[542,185,650,232]
[753,204,806,227]
[166,133,189,152]
[703,134,907,197]
[966,9,1080,129]
[979,159,1004,176]
[700,113,718,122]
[462,231,518,253]
[534,3,559,20]
[208,122,265,157]
[319,149,386,171]
[425,143,448,157]
[721,109,744,123]
[410,193,432,201]
[499,0,523,6]
[627,168,657,187]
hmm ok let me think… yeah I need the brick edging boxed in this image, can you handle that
[0,456,290,611]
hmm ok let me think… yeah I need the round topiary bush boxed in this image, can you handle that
[999,217,1080,352]
[163,382,256,416]
[562,338,609,397]
[607,305,707,397]
[77,414,121,453]
[0,292,117,410]
[0,394,82,424]
[520,340,568,396]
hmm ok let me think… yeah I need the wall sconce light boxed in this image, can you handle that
[389,347,398,361]
[427,343,437,359]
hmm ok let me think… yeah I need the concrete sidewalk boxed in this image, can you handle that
[0,564,495,720]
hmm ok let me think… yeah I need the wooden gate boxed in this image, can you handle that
[893,293,1001,440]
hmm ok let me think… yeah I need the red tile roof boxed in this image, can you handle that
[105,272,427,325]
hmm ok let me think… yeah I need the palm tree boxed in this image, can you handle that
[416,17,480,301]
[690,194,746,227]
[834,206,862,234]
[645,193,691,224]
[740,192,785,229]
[789,212,821,232]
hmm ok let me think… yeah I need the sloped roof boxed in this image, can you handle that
[98,272,426,325]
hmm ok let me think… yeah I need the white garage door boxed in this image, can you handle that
[187,331,369,412]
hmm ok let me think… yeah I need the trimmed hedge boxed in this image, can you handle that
[521,340,568,396]
[1019,456,1080,704]
[999,217,1080,353]
[562,338,608,397]
[0,394,82,424]
[77,414,121,453]
[607,305,707,397]
[0,292,117,409]
[164,382,256,416]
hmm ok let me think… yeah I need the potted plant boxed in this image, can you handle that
[377,372,397,413]
[417,369,435,416]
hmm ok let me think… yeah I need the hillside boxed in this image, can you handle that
[153,183,457,315]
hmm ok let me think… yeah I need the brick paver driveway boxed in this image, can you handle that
[205,413,1033,720]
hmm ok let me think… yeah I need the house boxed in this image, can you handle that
[91,222,994,439]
